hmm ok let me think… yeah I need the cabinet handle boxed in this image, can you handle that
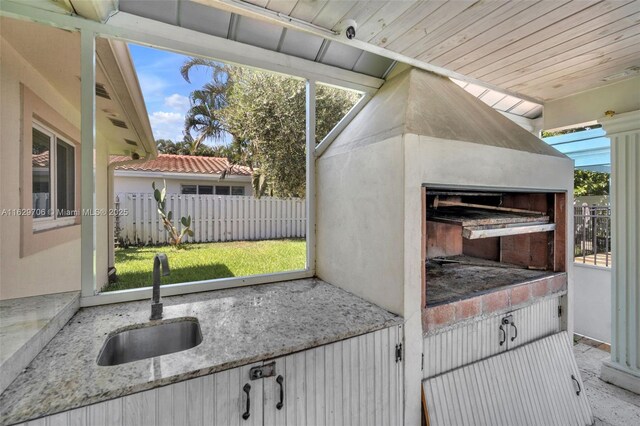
[276,375,284,410]
[242,383,251,420]
[499,324,506,346]
[571,374,582,396]
[510,322,518,342]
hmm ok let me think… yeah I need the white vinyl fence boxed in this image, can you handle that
[115,193,306,245]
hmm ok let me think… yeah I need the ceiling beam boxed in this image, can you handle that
[315,93,373,158]
[106,11,383,93]
[497,111,544,135]
[70,0,118,23]
[0,0,383,94]
[197,0,544,103]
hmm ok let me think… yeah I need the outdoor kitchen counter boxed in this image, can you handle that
[0,278,402,425]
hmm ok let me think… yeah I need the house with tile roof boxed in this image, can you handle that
[112,154,254,196]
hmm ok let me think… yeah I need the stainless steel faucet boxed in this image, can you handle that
[150,253,170,320]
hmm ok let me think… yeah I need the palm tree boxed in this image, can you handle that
[181,58,230,153]
[180,59,265,196]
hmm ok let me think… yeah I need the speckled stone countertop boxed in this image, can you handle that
[0,279,401,425]
[0,292,79,368]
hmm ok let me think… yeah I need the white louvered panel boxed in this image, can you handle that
[610,129,640,374]
[423,331,593,426]
[18,362,264,426]
[265,326,403,426]
[423,313,506,379]
[423,296,563,378]
[509,296,562,349]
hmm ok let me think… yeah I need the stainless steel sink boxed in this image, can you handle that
[97,318,203,366]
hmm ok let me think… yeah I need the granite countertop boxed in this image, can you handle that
[0,279,402,425]
[0,292,79,368]
[0,292,79,395]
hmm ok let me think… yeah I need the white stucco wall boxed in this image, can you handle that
[316,135,405,316]
[573,263,612,343]
[114,174,253,196]
[0,37,82,299]
[0,34,112,299]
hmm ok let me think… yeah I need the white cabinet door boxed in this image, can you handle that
[423,313,506,378]
[100,361,264,426]
[507,296,562,350]
[138,361,263,426]
[17,362,265,426]
[423,332,593,426]
[423,296,564,379]
[209,362,263,426]
[264,326,403,426]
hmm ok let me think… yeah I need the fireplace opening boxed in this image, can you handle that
[423,188,567,309]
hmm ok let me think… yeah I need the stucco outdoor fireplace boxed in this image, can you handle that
[317,66,593,425]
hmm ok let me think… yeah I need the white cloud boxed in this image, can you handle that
[164,93,190,111]
[149,111,184,142]
[137,73,168,99]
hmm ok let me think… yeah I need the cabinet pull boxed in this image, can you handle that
[499,324,506,346]
[276,375,284,410]
[510,322,518,342]
[571,374,582,396]
[242,383,251,420]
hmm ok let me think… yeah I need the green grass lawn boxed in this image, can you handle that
[107,239,306,291]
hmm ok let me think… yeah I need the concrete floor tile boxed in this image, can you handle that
[574,344,640,426]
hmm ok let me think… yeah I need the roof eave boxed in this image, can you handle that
[97,38,158,158]
[114,170,252,181]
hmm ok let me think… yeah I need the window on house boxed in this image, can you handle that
[198,185,214,195]
[182,185,215,195]
[231,186,245,196]
[32,122,76,229]
[215,186,230,195]
[181,185,197,194]
[56,138,75,216]
[32,127,52,218]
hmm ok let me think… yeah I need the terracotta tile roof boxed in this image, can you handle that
[111,154,252,176]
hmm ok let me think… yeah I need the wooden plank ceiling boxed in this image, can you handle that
[241,0,640,102]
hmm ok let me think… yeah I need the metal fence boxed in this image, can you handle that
[115,193,306,246]
[574,204,611,267]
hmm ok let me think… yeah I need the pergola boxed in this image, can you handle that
[2,0,638,418]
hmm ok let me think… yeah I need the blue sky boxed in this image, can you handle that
[128,43,215,143]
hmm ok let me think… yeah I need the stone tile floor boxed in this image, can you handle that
[573,337,640,426]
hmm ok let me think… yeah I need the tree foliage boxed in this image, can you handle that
[574,169,610,196]
[541,124,601,138]
[181,60,358,197]
[180,59,229,153]
[156,138,235,158]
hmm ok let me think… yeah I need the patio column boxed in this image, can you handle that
[80,29,97,298]
[599,110,640,394]
[306,79,316,275]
